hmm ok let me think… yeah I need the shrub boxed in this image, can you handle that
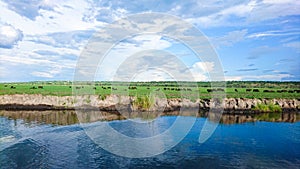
[85,95,91,104]
[133,95,155,110]
[98,95,106,101]
[252,103,282,113]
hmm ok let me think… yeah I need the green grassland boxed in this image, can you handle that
[0,81,299,99]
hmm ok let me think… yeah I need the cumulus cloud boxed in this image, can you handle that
[0,23,23,48]
[190,61,215,81]
[27,30,94,49]
[0,0,102,35]
[31,71,54,78]
[31,67,62,78]
[84,34,173,81]
[0,0,299,81]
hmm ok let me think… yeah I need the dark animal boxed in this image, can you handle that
[38,86,43,89]
[128,86,137,90]
[246,89,251,92]
[10,86,16,89]
[253,89,259,92]
[235,89,238,92]
[217,88,224,92]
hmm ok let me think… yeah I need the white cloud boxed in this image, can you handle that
[212,29,248,48]
[247,0,300,23]
[190,61,215,81]
[187,1,256,27]
[131,69,173,82]
[220,1,256,17]
[187,0,300,27]
[225,74,293,81]
[247,29,300,38]
[0,0,299,82]
[283,41,300,53]
[225,76,243,81]
[31,66,63,78]
[31,71,54,78]
[0,66,7,78]
[191,61,215,72]
[0,23,23,48]
[91,34,173,81]
[0,54,52,65]
[263,0,295,4]
[0,0,103,35]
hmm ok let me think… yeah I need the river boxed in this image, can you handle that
[0,110,299,168]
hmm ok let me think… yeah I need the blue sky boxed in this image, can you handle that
[0,0,299,82]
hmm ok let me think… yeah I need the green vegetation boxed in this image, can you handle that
[0,81,299,99]
[252,103,282,113]
[85,95,91,104]
[254,113,282,121]
[133,95,155,110]
[98,95,106,101]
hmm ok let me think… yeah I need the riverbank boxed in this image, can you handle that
[0,110,298,125]
[0,94,299,112]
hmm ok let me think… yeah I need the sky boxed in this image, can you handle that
[0,0,299,82]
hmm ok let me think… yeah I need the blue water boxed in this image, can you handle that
[0,115,299,168]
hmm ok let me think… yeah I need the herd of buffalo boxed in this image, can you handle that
[5,85,300,93]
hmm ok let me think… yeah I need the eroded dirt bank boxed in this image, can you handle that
[0,94,299,112]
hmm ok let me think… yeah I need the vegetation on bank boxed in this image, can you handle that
[252,103,282,113]
[253,112,282,121]
[133,95,155,110]
[0,81,299,99]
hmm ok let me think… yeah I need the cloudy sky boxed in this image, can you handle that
[0,0,299,82]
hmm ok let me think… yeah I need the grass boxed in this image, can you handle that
[0,81,299,99]
[133,95,155,110]
[252,103,282,113]
[98,95,107,101]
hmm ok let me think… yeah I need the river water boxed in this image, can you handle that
[0,110,299,168]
